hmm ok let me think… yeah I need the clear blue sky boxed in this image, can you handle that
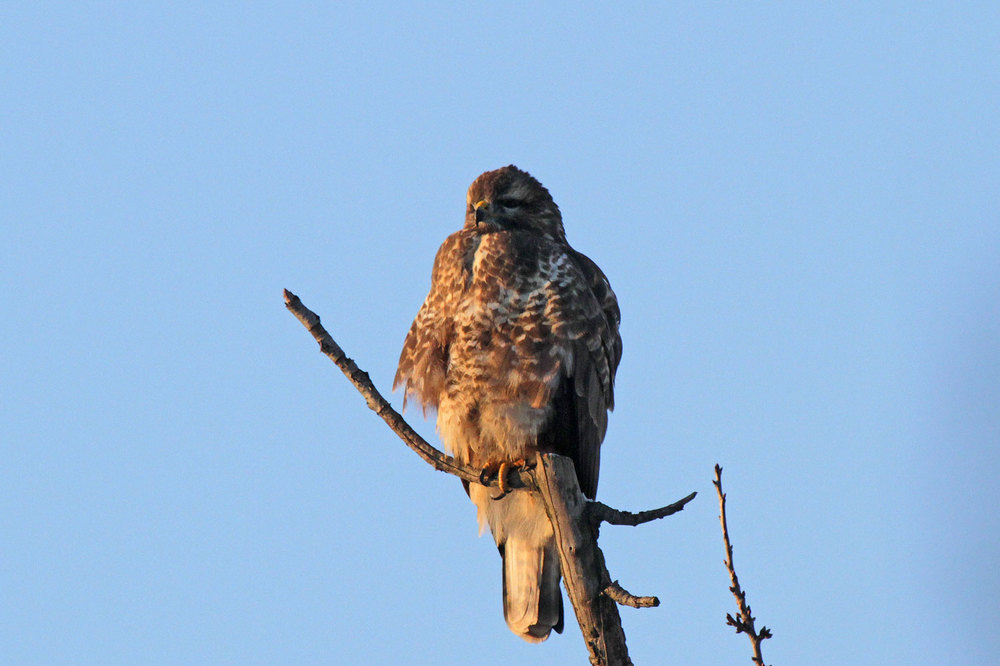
[3,3,998,664]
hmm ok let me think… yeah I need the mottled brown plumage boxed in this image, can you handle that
[394,165,621,642]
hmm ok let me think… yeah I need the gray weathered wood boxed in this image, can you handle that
[534,452,632,666]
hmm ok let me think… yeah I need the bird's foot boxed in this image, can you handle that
[480,459,527,500]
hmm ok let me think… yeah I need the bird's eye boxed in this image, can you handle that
[496,198,521,210]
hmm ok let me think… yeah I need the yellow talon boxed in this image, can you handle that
[498,461,511,495]
[482,459,527,500]
[497,459,527,495]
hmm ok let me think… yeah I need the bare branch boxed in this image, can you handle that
[714,464,772,666]
[589,492,697,527]
[604,581,659,609]
[283,289,534,489]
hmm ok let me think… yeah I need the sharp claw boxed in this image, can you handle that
[479,461,507,500]
[479,461,500,486]
[492,460,529,500]
[498,461,511,495]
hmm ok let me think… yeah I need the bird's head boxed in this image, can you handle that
[464,165,565,241]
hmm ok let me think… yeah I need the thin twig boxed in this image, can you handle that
[604,580,660,608]
[714,464,772,666]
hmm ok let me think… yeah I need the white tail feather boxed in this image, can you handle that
[503,538,562,642]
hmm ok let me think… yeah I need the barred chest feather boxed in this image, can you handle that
[437,232,571,467]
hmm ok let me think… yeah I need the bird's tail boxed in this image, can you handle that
[502,537,564,643]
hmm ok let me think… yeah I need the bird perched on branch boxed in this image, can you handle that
[395,165,622,642]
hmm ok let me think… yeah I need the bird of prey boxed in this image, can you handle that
[394,165,622,642]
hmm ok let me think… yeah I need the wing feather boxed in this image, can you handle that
[393,232,475,411]
[533,247,620,499]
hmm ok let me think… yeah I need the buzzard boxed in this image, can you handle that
[394,165,622,642]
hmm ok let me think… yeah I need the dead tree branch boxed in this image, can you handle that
[285,289,695,666]
[589,493,697,527]
[714,464,772,666]
[604,580,659,609]
[534,452,632,664]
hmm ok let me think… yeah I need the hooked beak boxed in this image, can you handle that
[473,199,490,226]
